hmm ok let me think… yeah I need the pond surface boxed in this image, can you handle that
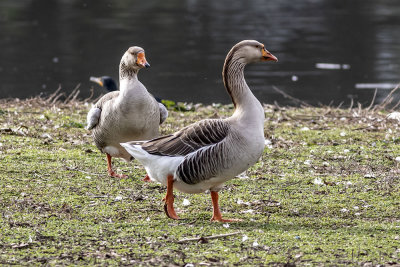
[0,0,399,105]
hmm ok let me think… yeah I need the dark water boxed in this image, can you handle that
[0,0,399,105]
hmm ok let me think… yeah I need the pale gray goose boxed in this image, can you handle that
[86,46,163,178]
[121,40,278,221]
[89,76,168,124]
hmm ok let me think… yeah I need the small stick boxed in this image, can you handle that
[366,88,377,111]
[83,87,95,102]
[177,231,241,243]
[272,86,311,107]
[70,88,81,103]
[46,85,62,103]
[336,101,344,109]
[273,100,282,110]
[91,195,109,198]
[373,84,399,111]
[389,98,400,112]
[348,98,354,111]
[64,84,81,104]
[51,92,65,105]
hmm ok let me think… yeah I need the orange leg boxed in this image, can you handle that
[142,174,151,182]
[106,154,127,178]
[163,174,179,220]
[210,191,241,222]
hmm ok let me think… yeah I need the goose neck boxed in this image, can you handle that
[223,56,264,124]
[223,59,251,108]
[119,61,138,81]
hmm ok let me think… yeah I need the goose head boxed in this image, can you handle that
[120,46,150,78]
[229,40,278,64]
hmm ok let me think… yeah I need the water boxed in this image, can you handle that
[0,0,399,106]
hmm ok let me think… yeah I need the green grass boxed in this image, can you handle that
[0,98,399,265]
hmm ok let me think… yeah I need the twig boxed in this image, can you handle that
[46,85,62,103]
[0,128,12,133]
[348,98,354,111]
[269,180,302,191]
[286,114,320,121]
[266,213,271,224]
[65,166,99,176]
[272,86,311,107]
[83,87,95,102]
[315,193,326,204]
[51,92,65,105]
[389,98,400,112]
[336,101,344,109]
[366,88,377,111]
[273,100,282,111]
[373,84,399,111]
[64,84,81,104]
[177,232,240,243]
[70,88,81,103]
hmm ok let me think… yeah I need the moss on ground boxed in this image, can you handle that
[0,98,399,266]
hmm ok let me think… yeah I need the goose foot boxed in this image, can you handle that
[106,154,127,178]
[164,174,180,220]
[142,175,151,182]
[108,170,128,179]
[210,191,242,222]
[211,216,242,223]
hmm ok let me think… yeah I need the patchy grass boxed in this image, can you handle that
[0,97,399,266]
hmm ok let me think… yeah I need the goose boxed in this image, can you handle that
[89,76,168,124]
[121,40,278,221]
[87,46,167,178]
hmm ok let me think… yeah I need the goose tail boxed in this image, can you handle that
[120,142,150,163]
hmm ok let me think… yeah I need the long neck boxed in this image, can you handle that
[222,57,247,108]
[119,61,138,82]
[223,53,262,111]
[118,61,141,98]
[222,51,264,123]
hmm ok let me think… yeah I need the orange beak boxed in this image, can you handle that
[89,76,104,87]
[136,52,151,68]
[261,48,278,62]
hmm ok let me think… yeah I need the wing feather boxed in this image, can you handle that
[140,119,230,157]
[93,91,119,109]
[86,91,119,130]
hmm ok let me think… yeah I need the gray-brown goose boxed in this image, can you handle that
[121,40,278,221]
[86,46,162,178]
[89,76,168,124]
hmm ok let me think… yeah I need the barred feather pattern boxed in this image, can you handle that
[176,139,232,184]
[140,119,230,157]
[120,61,138,79]
[223,41,257,108]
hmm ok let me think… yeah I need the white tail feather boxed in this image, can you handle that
[120,143,149,161]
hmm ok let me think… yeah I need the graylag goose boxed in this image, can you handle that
[89,76,168,124]
[87,46,165,178]
[121,40,278,221]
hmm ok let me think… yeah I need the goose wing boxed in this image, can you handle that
[158,102,168,124]
[139,119,230,157]
[86,91,119,130]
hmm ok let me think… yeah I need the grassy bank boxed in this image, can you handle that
[0,97,399,266]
